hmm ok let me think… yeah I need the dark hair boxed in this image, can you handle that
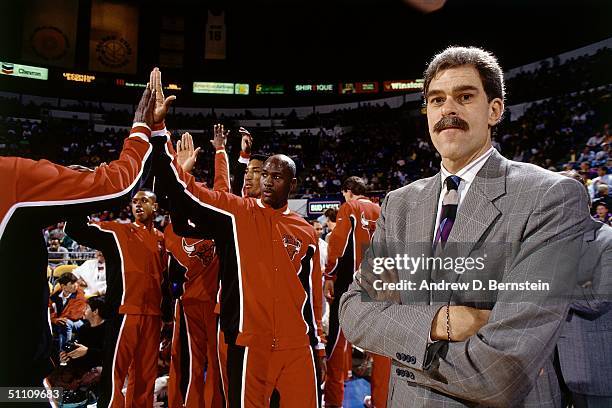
[423,46,505,104]
[324,208,338,222]
[87,296,109,319]
[249,154,268,163]
[58,272,78,285]
[342,176,367,195]
[596,202,609,210]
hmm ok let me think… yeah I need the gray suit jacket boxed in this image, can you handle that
[339,150,592,407]
[557,221,612,396]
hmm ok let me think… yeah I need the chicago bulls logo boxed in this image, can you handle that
[182,238,216,267]
[282,234,302,261]
[360,212,376,239]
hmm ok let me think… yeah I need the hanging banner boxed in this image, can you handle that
[21,0,79,68]
[205,11,226,60]
[89,0,139,74]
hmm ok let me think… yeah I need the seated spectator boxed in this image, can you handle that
[59,296,108,371]
[590,166,612,198]
[593,202,612,226]
[48,296,109,406]
[72,251,107,297]
[50,272,87,351]
[586,132,605,147]
[592,184,612,215]
[48,238,70,268]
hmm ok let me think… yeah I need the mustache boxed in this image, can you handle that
[433,116,469,133]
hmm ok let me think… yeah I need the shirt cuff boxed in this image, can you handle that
[129,123,151,141]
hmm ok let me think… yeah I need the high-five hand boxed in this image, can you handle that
[176,132,201,173]
[150,67,176,125]
[211,124,228,150]
[133,84,156,128]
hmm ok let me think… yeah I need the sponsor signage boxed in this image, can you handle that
[255,83,284,95]
[383,79,424,92]
[63,72,96,83]
[307,200,341,216]
[192,81,248,95]
[234,83,249,95]
[115,79,147,88]
[339,81,379,94]
[193,81,233,94]
[295,83,334,93]
[0,61,48,80]
[165,83,181,91]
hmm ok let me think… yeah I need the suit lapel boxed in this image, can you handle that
[407,175,440,248]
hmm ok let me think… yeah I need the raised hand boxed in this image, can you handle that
[239,127,252,154]
[133,84,156,128]
[176,132,201,173]
[150,67,176,125]
[211,124,228,150]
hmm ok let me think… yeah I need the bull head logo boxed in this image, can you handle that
[182,238,216,267]
[282,234,302,261]
[360,212,376,239]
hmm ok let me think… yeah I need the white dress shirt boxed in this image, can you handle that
[432,146,495,243]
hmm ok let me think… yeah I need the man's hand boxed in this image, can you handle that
[324,280,335,303]
[240,127,252,154]
[431,306,491,342]
[55,317,68,326]
[211,124,228,150]
[176,132,201,173]
[59,351,69,364]
[150,67,176,125]
[133,84,156,128]
[316,354,327,383]
[66,342,88,359]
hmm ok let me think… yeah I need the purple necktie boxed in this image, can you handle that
[434,175,461,246]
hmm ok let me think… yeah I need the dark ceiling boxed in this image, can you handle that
[1,0,610,81]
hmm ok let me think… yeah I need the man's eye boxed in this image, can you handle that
[429,97,444,105]
[460,94,473,102]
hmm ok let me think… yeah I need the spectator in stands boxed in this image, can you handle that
[50,272,87,351]
[586,131,605,147]
[592,184,612,215]
[59,296,108,371]
[593,202,612,226]
[72,251,107,297]
[590,166,611,197]
[48,238,70,268]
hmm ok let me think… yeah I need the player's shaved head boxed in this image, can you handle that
[265,154,296,178]
[261,155,297,209]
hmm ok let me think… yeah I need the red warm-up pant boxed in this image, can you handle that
[218,332,318,408]
[370,354,391,408]
[168,300,223,408]
[108,314,161,408]
[324,330,350,406]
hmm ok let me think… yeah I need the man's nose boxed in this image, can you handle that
[440,98,459,116]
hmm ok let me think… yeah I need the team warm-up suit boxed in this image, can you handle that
[165,145,230,408]
[65,216,168,408]
[0,123,153,388]
[152,132,325,408]
[324,198,390,407]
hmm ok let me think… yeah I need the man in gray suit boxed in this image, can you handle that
[339,46,592,407]
[557,218,612,408]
